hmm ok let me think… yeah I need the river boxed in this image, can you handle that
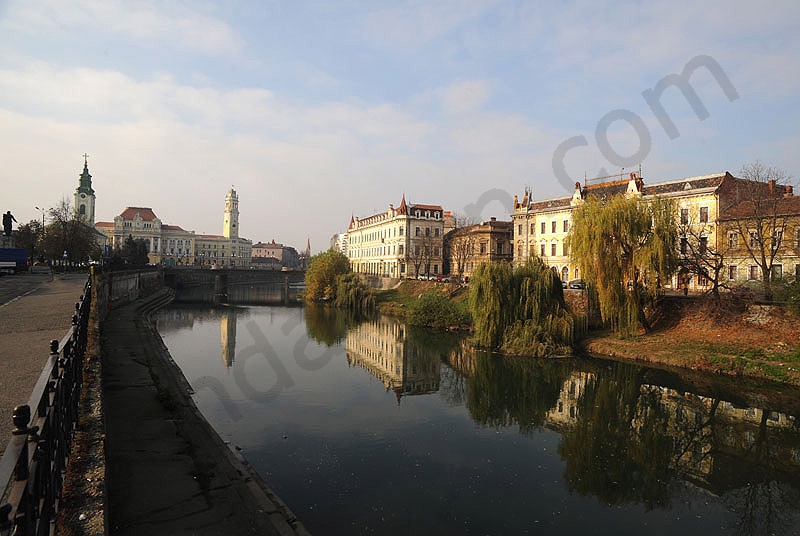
[154,303,800,535]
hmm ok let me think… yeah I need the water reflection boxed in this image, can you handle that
[345,316,443,403]
[155,306,800,535]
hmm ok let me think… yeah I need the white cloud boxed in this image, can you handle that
[3,0,243,58]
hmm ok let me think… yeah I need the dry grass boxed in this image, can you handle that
[584,296,800,385]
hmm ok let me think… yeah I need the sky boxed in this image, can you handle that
[1,0,799,252]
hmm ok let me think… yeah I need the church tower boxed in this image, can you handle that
[223,187,239,239]
[74,154,96,225]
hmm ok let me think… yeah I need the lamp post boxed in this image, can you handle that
[35,206,45,261]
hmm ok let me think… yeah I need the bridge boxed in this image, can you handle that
[163,267,306,304]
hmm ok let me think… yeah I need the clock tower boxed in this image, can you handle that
[223,187,239,239]
[74,154,96,225]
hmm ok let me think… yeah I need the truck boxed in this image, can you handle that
[0,248,29,273]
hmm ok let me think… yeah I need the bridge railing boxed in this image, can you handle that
[0,277,92,536]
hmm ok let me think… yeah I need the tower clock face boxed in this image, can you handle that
[81,194,86,198]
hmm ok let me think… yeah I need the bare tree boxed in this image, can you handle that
[445,228,476,280]
[678,218,726,297]
[44,197,102,266]
[728,162,793,299]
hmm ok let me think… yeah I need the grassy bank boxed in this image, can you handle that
[582,297,800,386]
[377,281,800,387]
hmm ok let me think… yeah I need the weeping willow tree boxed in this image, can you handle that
[333,272,375,314]
[568,194,678,337]
[468,258,575,356]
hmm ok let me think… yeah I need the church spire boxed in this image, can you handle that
[74,154,96,225]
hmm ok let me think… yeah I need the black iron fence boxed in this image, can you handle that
[0,277,91,535]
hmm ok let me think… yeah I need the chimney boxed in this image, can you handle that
[785,185,794,197]
[490,217,496,222]
[769,179,775,195]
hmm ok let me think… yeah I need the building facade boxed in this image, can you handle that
[717,190,799,287]
[443,217,513,279]
[512,171,790,290]
[96,188,251,268]
[251,239,300,269]
[348,196,444,278]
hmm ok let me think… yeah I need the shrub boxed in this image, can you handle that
[408,290,471,328]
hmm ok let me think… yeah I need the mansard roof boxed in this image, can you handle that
[119,207,159,221]
[641,172,730,196]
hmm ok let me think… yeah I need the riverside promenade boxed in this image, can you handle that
[0,272,88,432]
[1,272,309,535]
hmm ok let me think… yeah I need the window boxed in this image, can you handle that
[433,246,439,256]
[680,237,688,255]
[415,227,421,237]
[415,245,420,255]
[750,231,759,247]
[425,227,430,237]
[774,230,783,249]
[433,264,439,274]
[749,266,760,280]
[497,242,503,254]
[530,223,535,234]
[518,224,522,235]
[399,245,404,255]
[772,264,783,279]
[517,244,522,256]
[729,265,737,280]
[480,242,486,254]
[434,228,440,237]
[551,221,557,233]
[540,244,546,256]
[562,243,568,256]
[680,208,689,225]
[728,232,738,249]
[400,227,404,236]
[561,266,568,281]
[699,236,708,255]
[563,220,569,233]
[699,206,709,223]
[551,243,557,256]
[541,222,546,234]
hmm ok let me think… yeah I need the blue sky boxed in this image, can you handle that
[2,0,798,252]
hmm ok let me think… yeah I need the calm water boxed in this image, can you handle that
[155,304,800,535]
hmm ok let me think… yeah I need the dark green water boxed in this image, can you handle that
[155,304,800,535]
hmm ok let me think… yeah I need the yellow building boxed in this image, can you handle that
[96,188,251,268]
[348,195,444,278]
[512,171,782,291]
[717,190,799,286]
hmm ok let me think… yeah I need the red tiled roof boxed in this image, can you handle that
[94,221,114,229]
[161,224,186,231]
[719,196,800,221]
[198,234,224,238]
[119,207,158,221]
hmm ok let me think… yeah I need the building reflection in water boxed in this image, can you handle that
[156,305,241,368]
[220,308,236,368]
[345,316,440,404]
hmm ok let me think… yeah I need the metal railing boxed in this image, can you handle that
[0,278,91,536]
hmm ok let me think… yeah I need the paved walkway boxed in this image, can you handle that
[102,290,309,535]
[0,272,89,434]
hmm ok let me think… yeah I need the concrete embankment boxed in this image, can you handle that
[101,289,310,535]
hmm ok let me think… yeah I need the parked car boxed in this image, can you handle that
[568,279,586,289]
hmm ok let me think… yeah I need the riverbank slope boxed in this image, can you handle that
[583,296,800,386]
[376,281,800,386]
